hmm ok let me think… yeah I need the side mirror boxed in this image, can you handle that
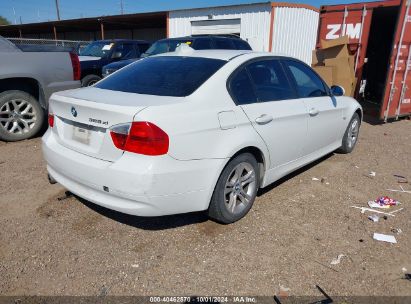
[330,85,345,96]
[112,51,122,59]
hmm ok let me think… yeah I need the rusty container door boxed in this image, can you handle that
[317,3,373,87]
[381,0,411,121]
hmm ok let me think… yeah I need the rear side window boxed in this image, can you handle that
[214,38,235,49]
[193,38,213,50]
[284,60,328,98]
[233,39,252,50]
[229,68,257,105]
[247,60,296,102]
[95,56,226,97]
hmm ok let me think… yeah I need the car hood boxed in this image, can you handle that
[104,58,139,69]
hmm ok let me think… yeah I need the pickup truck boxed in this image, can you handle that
[79,39,150,86]
[0,37,81,141]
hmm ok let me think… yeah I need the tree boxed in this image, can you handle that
[0,16,11,25]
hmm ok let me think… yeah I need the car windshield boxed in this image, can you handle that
[143,40,193,56]
[95,56,226,97]
[80,41,114,57]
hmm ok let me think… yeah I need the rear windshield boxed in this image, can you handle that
[95,56,226,97]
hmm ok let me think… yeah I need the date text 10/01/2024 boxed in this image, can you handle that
[149,297,257,303]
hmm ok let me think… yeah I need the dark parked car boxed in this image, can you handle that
[79,39,150,86]
[102,35,252,77]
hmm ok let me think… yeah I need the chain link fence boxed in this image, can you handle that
[5,37,90,53]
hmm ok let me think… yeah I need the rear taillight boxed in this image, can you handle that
[48,114,54,127]
[69,52,81,81]
[110,122,169,156]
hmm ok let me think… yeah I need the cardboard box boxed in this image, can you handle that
[321,45,350,60]
[333,77,355,97]
[321,35,350,49]
[312,49,324,66]
[312,66,333,86]
[324,57,356,80]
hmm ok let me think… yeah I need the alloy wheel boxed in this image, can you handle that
[224,162,257,215]
[0,99,37,135]
[347,118,359,148]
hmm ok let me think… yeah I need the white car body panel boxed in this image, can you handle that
[78,56,101,62]
[42,50,362,216]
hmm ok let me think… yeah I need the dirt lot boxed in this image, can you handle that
[0,119,410,297]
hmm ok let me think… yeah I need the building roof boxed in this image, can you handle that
[0,1,319,38]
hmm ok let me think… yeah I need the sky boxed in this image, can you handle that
[2,0,374,24]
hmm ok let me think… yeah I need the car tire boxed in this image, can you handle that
[0,90,45,142]
[208,153,259,224]
[81,74,101,87]
[338,113,361,154]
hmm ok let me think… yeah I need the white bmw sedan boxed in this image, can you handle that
[42,48,362,223]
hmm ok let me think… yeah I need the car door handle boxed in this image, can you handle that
[309,108,319,116]
[255,114,273,125]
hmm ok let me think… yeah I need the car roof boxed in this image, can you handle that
[157,35,243,42]
[93,39,149,44]
[156,49,292,61]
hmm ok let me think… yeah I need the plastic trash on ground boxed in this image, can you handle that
[373,233,397,244]
[330,254,346,265]
[368,214,379,222]
[368,196,400,209]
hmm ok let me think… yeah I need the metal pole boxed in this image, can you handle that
[355,5,367,73]
[100,21,105,40]
[53,25,57,42]
[395,43,411,119]
[12,7,17,25]
[340,6,348,38]
[384,0,410,122]
[55,0,61,21]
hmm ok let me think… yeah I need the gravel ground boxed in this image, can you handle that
[0,119,410,297]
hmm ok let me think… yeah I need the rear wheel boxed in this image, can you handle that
[81,74,101,87]
[208,153,259,224]
[0,90,45,142]
[338,113,360,154]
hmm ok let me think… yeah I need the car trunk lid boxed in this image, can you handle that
[49,87,184,161]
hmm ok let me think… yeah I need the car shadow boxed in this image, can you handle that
[74,152,335,230]
[257,152,334,196]
[76,196,209,230]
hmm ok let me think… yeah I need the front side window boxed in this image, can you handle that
[114,43,135,59]
[247,59,296,102]
[95,56,226,97]
[284,60,328,98]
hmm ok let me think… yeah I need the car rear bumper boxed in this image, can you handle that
[42,129,227,216]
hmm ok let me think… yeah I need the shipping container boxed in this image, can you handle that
[169,2,319,64]
[318,0,411,121]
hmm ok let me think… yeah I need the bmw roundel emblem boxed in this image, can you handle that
[71,106,77,117]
